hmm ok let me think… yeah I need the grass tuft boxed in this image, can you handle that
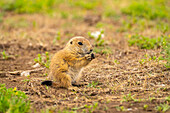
[0,84,30,113]
[161,36,170,68]
[121,0,169,20]
[0,0,56,13]
[156,103,170,112]
[1,50,9,59]
[69,0,99,10]
[34,52,50,68]
[128,35,167,49]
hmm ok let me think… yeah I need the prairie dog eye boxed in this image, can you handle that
[70,41,72,44]
[78,42,83,45]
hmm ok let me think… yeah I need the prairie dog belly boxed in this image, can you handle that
[67,66,83,83]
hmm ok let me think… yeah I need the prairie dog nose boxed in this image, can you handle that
[87,49,93,54]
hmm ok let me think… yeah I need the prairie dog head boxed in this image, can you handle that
[65,36,93,56]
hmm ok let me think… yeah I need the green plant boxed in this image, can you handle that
[34,52,50,68]
[0,84,30,113]
[104,105,108,111]
[95,33,104,46]
[121,0,169,20]
[84,102,98,113]
[138,54,161,66]
[45,85,49,90]
[104,9,117,18]
[93,46,112,55]
[53,31,61,44]
[122,93,137,102]
[143,104,148,110]
[71,102,98,113]
[116,106,126,111]
[128,35,167,49]
[44,73,48,77]
[45,52,50,68]
[4,18,29,29]
[102,47,112,54]
[88,30,112,54]
[61,12,69,19]
[16,18,29,28]
[139,59,146,65]
[165,95,170,102]
[32,20,37,28]
[34,54,42,63]
[69,0,99,10]
[88,30,105,46]
[156,103,170,112]
[1,50,9,59]
[41,109,50,113]
[95,22,105,28]
[22,79,30,82]
[0,12,3,23]
[149,96,156,102]
[58,110,77,113]
[0,0,57,13]
[93,47,102,53]
[116,23,130,32]
[87,81,99,88]
[157,21,169,34]
[161,37,170,68]
[114,59,120,64]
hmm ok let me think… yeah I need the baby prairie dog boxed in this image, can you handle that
[41,36,95,89]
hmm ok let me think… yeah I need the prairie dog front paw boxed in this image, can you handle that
[85,53,95,60]
[91,53,95,59]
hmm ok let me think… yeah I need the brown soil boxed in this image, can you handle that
[0,13,169,113]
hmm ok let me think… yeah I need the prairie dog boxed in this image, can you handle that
[41,36,95,89]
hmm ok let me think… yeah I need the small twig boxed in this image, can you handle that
[79,92,90,99]
[0,68,45,75]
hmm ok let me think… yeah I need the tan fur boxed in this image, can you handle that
[48,36,94,88]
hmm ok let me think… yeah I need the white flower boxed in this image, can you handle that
[90,31,104,39]
[32,63,40,68]
[21,71,30,77]
[127,108,132,111]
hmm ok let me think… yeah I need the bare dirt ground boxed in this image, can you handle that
[0,13,169,113]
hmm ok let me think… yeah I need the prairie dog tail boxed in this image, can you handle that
[41,80,75,89]
[41,81,60,88]
[41,80,53,86]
